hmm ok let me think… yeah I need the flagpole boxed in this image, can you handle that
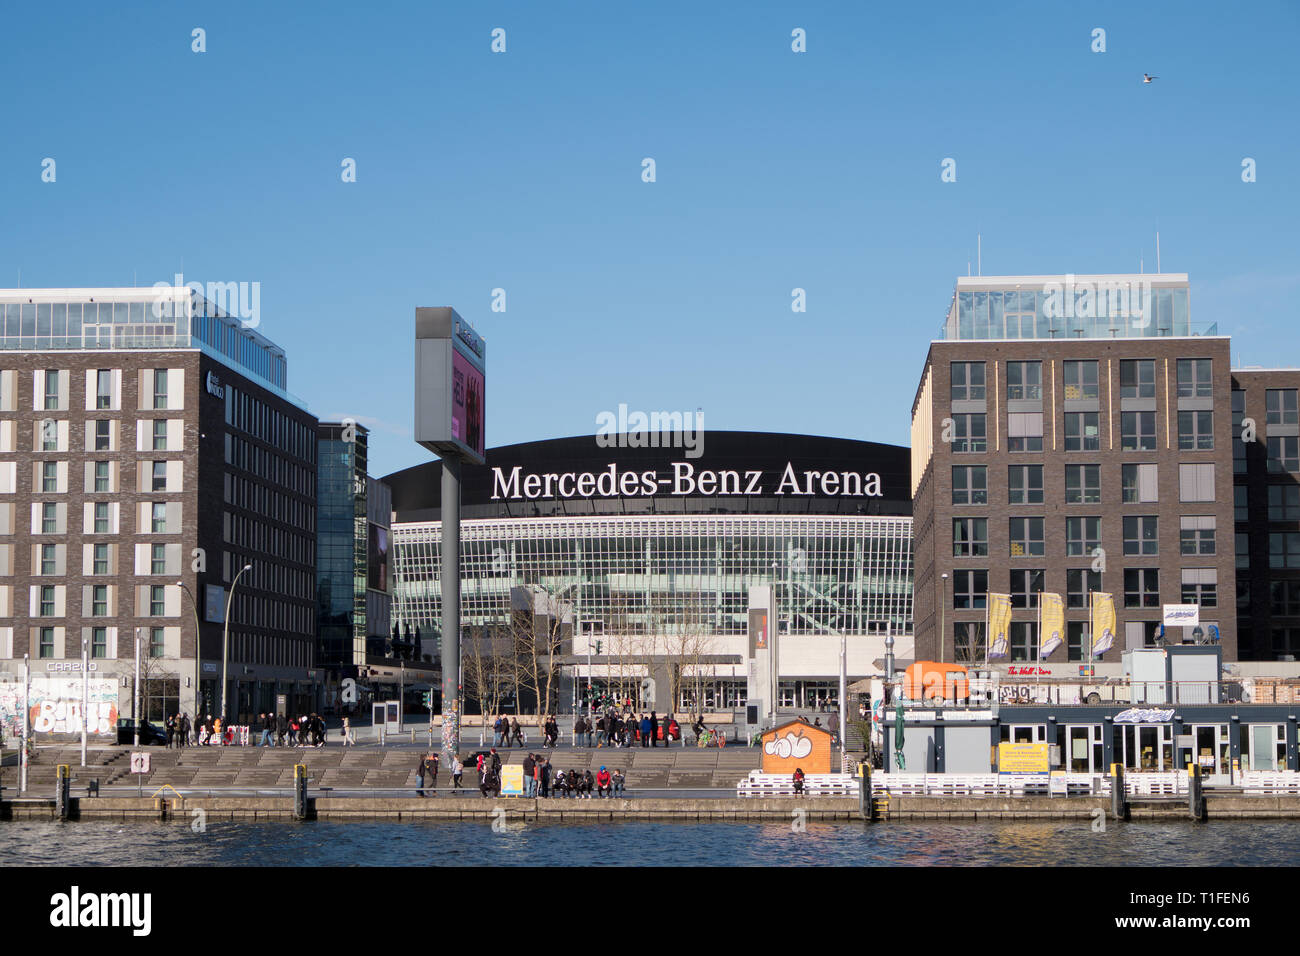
[1036,591,1043,702]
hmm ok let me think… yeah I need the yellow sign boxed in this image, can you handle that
[500,764,525,796]
[987,593,1012,659]
[998,742,1050,774]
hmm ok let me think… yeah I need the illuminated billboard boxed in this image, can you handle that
[415,307,487,465]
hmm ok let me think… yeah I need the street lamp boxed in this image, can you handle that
[133,627,141,749]
[176,580,203,723]
[221,563,254,722]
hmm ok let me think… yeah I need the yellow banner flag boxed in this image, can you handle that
[987,592,1012,659]
[1091,592,1116,656]
[1039,593,1065,658]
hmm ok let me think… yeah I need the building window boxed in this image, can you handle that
[1180,517,1216,556]
[151,503,167,533]
[39,585,56,617]
[1007,413,1043,452]
[151,543,167,575]
[952,466,987,505]
[1124,568,1160,608]
[1006,361,1042,401]
[1065,517,1101,556]
[1268,436,1300,473]
[1010,569,1044,609]
[1267,389,1299,426]
[152,420,168,451]
[1179,463,1215,502]
[94,502,109,533]
[1269,485,1300,521]
[1065,464,1101,504]
[94,420,110,451]
[150,627,165,658]
[1270,580,1300,616]
[951,413,987,453]
[1177,410,1214,450]
[153,369,169,410]
[1119,359,1156,399]
[40,544,57,575]
[1122,463,1158,503]
[1176,358,1212,399]
[1008,465,1043,504]
[94,461,110,492]
[96,370,113,409]
[1121,412,1157,451]
[1235,485,1249,523]
[1067,569,1101,609]
[1067,621,1088,661]
[1181,571,1217,607]
[951,362,986,401]
[92,585,108,617]
[1009,621,1038,661]
[42,502,58,534]
[39,628,56,659]
[152,461,168,492]
[43,370,61,410]
[952,517,988,557]
[953,622,985,662]
[93,543,109,575]
[1123,515,1159,555]
[1009,517,1045,556]
[1064,412,1101,452]
[91,627,107,659]
[1269,532,1300,569]
[1062,360,1099,400]
[41,461,57,492]
[952,570,988,609]
[149,585,166,616]
[41,420,59,452]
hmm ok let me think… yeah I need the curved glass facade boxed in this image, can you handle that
[392,513,913,653]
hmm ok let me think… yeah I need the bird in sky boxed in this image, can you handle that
[1143,73,1159,83]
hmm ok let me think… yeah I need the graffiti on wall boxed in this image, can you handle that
[0,678,119,737]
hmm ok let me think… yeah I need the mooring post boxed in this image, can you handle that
[1188,762,1206,822]
[55,764,70,821]
[1110,763,1127,821]
[294,764,308,821]
[859,762,874,822]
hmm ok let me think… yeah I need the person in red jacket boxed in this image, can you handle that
[596,766,612,798]
[793,767,806,794]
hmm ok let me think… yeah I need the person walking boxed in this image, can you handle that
[276,712,287,747]
[539,757,551,798]
[342,715,355,746]
[649,712,659,748]
[165,715,176,749]
[416,753,428,797]
[425,752,439,795]
[451,754,464,793]
[511,717,524,748]
[573,715,585,748]
[259,713,273,747]
[639,714,651,748]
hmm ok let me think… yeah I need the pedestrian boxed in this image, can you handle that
[416,754,428,797]
[539,757,551,798]
[425,752,439,795]
[596,766,612,798]
[451,754,464,792]
[595,715,606,748]
[165,714,176,749]
[260,713,273,747]
[511,717,524,747]
[342,715,355,746]
[493,715,504,748]
[793,767,806,794]
[640,714,651,748]
[523,753,536,798]
[276,712,287,747]
[649,712,659,748]
[287,717,297,747]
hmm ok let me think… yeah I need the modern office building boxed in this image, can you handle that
[1231,368,1300,661]
[0,287,319,737]
[315,420,405,709]
[911,274,1239,666]
[386,432,914,714]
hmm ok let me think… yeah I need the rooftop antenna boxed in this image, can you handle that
[977,234,982,276]
[1156,231,1161,273]
[1140,254,1144,275]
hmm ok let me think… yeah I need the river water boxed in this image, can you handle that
[0,819,1288,866]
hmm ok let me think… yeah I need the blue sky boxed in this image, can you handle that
[3,0,1297,478]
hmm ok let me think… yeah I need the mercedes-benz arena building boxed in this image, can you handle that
[383,432,914,714]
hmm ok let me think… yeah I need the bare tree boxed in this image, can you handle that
[512,586,571,719]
